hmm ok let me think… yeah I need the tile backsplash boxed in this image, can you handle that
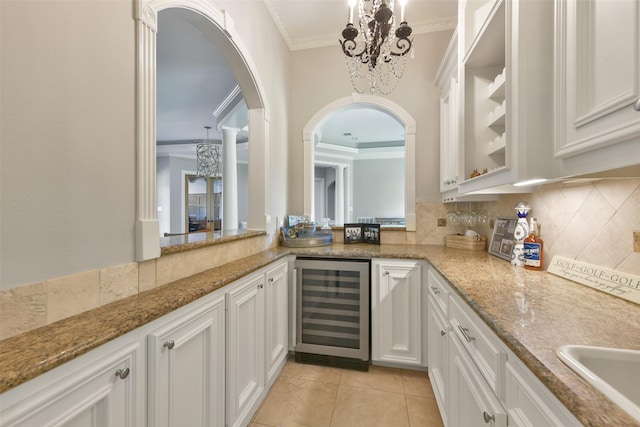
[416,178,640,276]
[2,178,638,340]
[0,234,275,340]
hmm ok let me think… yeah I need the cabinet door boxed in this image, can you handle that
[505,358,582,427]
[440,76,461,195]
[264,261,288,384]
[427,296,450,426]
[372,259,423,366]
[449,335,507,427]
[0,344,137,427]
[226,274,265,427]
[555,0,640,165]
[148,294,225,427]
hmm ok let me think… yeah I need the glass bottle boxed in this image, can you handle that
[524,218,544,271]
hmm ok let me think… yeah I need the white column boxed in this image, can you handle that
[222,128,239,229]
[336,165,345,225]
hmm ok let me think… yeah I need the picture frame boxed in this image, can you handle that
[363,224,380,245]
[489,217,518,261]
[344,224,363,243]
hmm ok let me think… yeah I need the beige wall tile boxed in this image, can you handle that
[138,258,157,293]
[47,270,100,323]
[381,230,406,244]
[100,262,138,305]
[0,282,47,340]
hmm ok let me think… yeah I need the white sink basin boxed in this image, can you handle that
[556,345,640,423]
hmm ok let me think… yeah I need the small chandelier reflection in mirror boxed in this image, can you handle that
[340,0,413,95]
[196,126,220,177]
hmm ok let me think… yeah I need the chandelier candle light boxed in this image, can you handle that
[196,126,220,178]
[340,0,413,95]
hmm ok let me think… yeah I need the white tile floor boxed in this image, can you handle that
[250,360,444,427]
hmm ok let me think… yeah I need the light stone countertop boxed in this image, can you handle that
[1,244,639,426]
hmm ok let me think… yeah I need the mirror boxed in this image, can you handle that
[135,0,269,260]
[314,107,405,226]
[156,8,249,236]
[305,97,415,229]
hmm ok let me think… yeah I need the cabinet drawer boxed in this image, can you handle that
[449,296,507,399]
[427,269,449,316]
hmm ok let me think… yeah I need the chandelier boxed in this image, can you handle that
[339,0,413,95]
[196,126,220,177]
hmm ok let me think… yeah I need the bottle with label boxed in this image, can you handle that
[524,218,544,270]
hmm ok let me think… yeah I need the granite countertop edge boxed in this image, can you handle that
[1,244,638,426]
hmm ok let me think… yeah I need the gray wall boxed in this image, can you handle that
[353,158,405,220]
[287,30,454,217]
[0,0,290,289]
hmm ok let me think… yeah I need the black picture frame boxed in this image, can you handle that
[489,217,518,261]
[363,224,381,245]
[344,224,363,243]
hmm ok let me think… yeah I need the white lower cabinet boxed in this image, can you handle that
[226,272,266,427]
[427,296,450,426]
[449,333,507,427]
[264,260,289,385]
[147,292,225,427]
[371,258,426,367]
[1,258,290,427]
[427,267,581,427]
[0,340,140,427]
[504,357,581,427]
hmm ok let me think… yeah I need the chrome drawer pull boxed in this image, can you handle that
[634,97,640,111]
[483,411,495,423]
[430,286,440,295]
[458,325,476,342]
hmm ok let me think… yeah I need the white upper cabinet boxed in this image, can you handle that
[554,0,640,176]
[457,0,557,194]
[436,29,461,196]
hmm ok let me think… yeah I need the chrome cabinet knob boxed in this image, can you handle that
[258,283,264,289]
[384,271,390,275]
[431,286,440,294]
[440,330,446,336]
[634,98,640,111]
[164,340,175,350]
[269,277,274,283]
[115,367,130,380]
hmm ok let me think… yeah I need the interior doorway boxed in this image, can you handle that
[185,175,222,232]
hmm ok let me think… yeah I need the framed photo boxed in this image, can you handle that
[363,224,380,244]
[489,217,517,261]
[344,224,363,243]
[287,215,306,228]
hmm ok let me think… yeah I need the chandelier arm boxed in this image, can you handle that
[340,39,368,60]
[388,37,412,58]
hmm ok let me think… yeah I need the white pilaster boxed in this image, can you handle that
[336,165,345,225]
[222,128,239,229]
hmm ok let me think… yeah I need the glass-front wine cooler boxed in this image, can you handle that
[294,257,370,371]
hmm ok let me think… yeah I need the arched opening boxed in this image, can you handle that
[135,0,268,260]
[303,93,416,230]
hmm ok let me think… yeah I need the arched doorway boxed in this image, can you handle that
[135,0,268,260]
[303,93,417,230]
